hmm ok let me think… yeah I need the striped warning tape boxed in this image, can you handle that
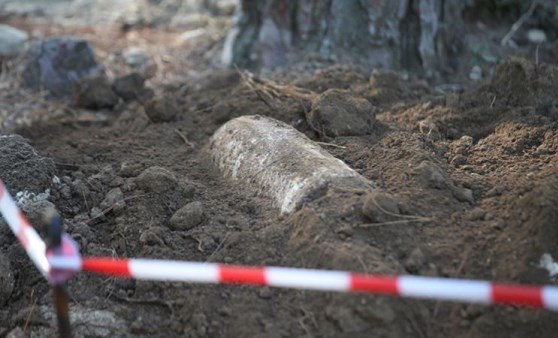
[0,179,50,276]
[48,256,558,311]
[2,178,558,311]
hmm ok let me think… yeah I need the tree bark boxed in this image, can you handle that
[222,0,471,76]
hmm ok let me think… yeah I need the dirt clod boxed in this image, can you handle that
[137,166,177,193]
[169,201,204,230]
[112,72,151,101]
[404,247,427,274]
[21,37,101,98]
[308,89,376,137]
[100,187,125,215]
[412,160,450,189]
[0,135,55,195]
[143,96,178,123]
[21,199,56,232]
[75,75,119,109]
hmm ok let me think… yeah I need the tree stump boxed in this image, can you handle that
[222,0,471,76]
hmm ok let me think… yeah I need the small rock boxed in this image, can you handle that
[100,188,125,214]
[90,207,103,219]
[258,287,273,299]
[112,72,152,101]
[121,178,137,192]
[75,76,119,109]
[72,179,90,196]
[0,254,14,305]
[58,184,72,199]
[169,201,204,230]
[308,89,377,137]
[143,97,178,123]
[218,306,232,317]
[362,191,400,223]
[199,235,216,252]
[137,166,177,193]
[0,24,28,57]
[178,179,196,199]
[21,37,101,98]
[451,186,475,204]
[21,200,57,231]
[119,162,143,178]
[404,248,426,273]
[412,161,450,189]
[88,165,116,188]
[469,66,482,82]
[123,47,150,68]
[527,29,546,44]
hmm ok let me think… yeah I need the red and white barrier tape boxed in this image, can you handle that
[48,256,558,311]
[0,179,50,276]
[2,178,558,311]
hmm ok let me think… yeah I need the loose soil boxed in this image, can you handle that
[1,8,558,338]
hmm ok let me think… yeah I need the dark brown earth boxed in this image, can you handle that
[1,11,558,338]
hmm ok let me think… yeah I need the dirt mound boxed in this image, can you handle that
[0,134,55,195]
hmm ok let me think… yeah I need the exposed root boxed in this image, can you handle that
[174,128,194,148]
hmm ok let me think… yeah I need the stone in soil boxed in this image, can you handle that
[412,160,474,203]
[137,166,177,193]
[112,72,152,101]
[100,187,126,215]
[21,37,102,98]
[143,96,178,123]
[308,89,376,137]
[122,47,157,78]
[75,75,119,109]
[169,201,204,230]
[0,135,55,195]
[404,247,427,273]
[21,199,57,232]
[412,160,450,190]
[0,24,28,57]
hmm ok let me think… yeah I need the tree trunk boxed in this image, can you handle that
[222,0,471,77]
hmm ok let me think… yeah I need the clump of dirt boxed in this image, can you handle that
[308,89,377,137]
[382,58,558,142]
[0,134,55,195]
